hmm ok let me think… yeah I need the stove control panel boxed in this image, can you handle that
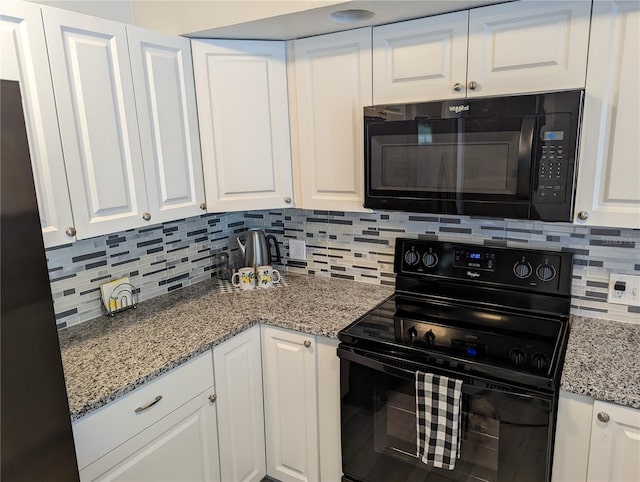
[395,239,572,296]
[395,316,555,376]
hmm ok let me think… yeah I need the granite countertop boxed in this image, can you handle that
[561,316,640,409]
[59,273,640,422]
[58,273,394,421]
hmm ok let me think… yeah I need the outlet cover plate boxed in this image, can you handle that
[607,273,640,307]
[289,239,307,261]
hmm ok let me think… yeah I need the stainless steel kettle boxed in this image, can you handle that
[236,228,281,268]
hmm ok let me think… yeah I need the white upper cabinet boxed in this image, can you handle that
[373,1,591,104]
[292,27,372,212]
[127,26,207,223]
[192,39,294,212]
[373,11,469,104]
[574,1,640,229]
[466,1,591,97]
[0,1,75,247]
[42,8,150,239]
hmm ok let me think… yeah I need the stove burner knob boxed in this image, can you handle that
[407,327,418,343]
[509,348,527,366]
[513,261,532,279]
[404,250,420,266]
[531,353,549,371]
[536,264,557,282]
[424,329,435,345]
[422,252,439,268]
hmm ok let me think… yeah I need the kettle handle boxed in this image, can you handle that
[265,234,282,264]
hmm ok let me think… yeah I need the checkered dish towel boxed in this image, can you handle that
[416,371,463,470]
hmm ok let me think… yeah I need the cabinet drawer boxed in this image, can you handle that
[73,351,214,470]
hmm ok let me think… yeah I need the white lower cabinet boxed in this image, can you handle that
[80,390,220,482]
[316,337,342,482]
[553,391,640,482]
[262,325,319,482]
[213,326,266,482]
[552,391,594,482]
[73,351,220,482]
[586,400,640,482]
[73,327,344,482]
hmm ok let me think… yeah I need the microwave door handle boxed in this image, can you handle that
[517,117,536,199]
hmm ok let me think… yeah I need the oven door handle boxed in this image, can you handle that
[338,346,418,382]
[338,345,554,401]
[517,116,536,200]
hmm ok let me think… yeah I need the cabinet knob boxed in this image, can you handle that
[577,211,589,221]
[142,212,151,221]
[453,82,463,92]
[597,412,610,423]
[303,340,311,348]
[65,226,77,237]
[468,80,478,91]
[209,394,217,404]
[200,202,207,210]
[284,197,292,204]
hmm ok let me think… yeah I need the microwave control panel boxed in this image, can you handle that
[534,113,573,204]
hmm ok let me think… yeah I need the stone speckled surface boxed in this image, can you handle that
[60,274,640,421]
[561,316,640,409]
[58,273,393,420]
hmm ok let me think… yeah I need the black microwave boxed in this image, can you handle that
[364,90,583,221]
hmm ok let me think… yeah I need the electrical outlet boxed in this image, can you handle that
[607,274,640,306]
[289,239,307,261]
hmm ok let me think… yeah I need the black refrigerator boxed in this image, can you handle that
[1,80,80,481]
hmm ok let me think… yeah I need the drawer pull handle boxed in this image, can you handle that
[303,340,311,348]
[135,395,163,414]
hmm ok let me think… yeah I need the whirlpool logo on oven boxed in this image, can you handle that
[466,271,481,278]
[449,104,470,114]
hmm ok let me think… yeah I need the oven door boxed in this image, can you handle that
[339,346,556,482]
[364,115,536,218]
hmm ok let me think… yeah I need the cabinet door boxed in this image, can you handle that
[262,326,318,482]
[0,1,75,247]
[127,26,206,224]
[213,327,266,482]
[192,39,293,212]
[317,337,342,482]
[467,1,591,97]
[586,400,640,482]
[42,8,149,239]
[292,28,372,212]
[79,390,221,482]
[372,11,469,103]
[574,1,640,229]
[551,391,593,482]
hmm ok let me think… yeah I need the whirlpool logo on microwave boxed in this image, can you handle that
[466,271,481,278]
[449,104,470,114]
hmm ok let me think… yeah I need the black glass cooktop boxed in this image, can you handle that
[340,294,564,380]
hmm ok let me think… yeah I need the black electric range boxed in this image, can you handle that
[338,239,573,482]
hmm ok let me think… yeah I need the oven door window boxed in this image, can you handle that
[367,117,534,200]
[341,358,553,482]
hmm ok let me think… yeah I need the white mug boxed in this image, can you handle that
[256,265,281,289]
[232,267,256,290]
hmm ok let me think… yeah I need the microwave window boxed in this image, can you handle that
[370,120,522,196]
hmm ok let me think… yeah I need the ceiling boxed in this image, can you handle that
[29,0,512,40]
[185,0,508,40]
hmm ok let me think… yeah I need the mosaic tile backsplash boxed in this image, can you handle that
[48,208,640,329]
